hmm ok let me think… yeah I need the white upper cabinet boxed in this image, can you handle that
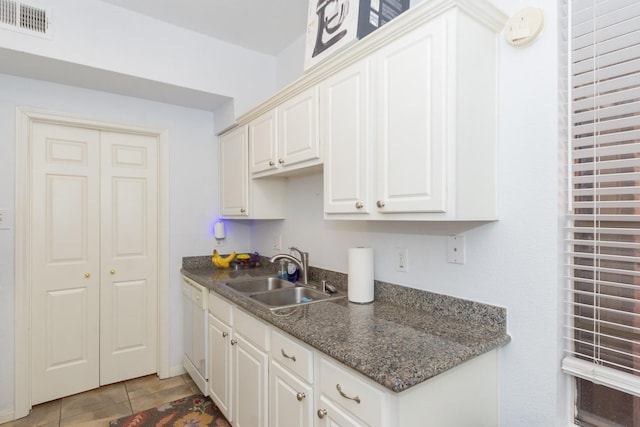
[219,125,249,217]
[322,60,371,214]
[373,18,447,215]
[323,7,503,220]
[249,110,278,175]
[278,86,321,171]
[219,124,285,219]
[220,0,506,221]
[249,87,321,178]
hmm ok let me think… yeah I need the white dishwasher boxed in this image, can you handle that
[182,276,208,395]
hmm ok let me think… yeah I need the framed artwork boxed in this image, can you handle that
[304,0,411,71]
[304,0,359,71]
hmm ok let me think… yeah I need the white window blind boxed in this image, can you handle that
[562,0,640,398]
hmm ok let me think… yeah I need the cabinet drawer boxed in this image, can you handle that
[234,308,269,351]
[318,357,386,427]
[208,292,232,325]
[271,330,313,383]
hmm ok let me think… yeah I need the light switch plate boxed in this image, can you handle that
[447,235,466,264]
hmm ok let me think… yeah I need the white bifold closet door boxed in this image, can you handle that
[30,121,158,405]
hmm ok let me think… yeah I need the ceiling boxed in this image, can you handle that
[99,0,309,55]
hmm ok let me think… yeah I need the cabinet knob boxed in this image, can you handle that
[269,160,275,166]
[230,339,237,346]
[240,208,246,213]
[355,201,363,209]
[278,158,285,164]
[84,273,90,278]
[110,269,116,275]
[376,200,385,208]
[317,409,327,419]
[222,332,228,338]
[296,392,306,401]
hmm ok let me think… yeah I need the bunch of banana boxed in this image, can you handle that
[212,249,236,269]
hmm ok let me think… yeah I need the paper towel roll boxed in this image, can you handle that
[348,247,374,303]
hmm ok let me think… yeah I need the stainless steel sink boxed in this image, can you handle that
[222,276,295,293]
[249,287,333,309]
[220,276,343,310]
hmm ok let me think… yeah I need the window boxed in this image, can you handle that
[563,0,640,426]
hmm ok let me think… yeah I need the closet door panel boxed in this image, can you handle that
[30,122,101,405]
[100,131,159,385]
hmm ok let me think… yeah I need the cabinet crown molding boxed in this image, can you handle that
[235,0,507,125]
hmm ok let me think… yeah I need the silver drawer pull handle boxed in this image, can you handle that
[281,348,296,362]
[222,332,228,338]
[317,409,327,419]
[336,384,361,404]
[296,392,306,401]
[230,339,237,346]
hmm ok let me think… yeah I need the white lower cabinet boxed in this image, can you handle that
[208,313,232,420]
[316,395,366,427]
[208,292,499,427]
[270,361,314,427]
[233,308,270,427]
[208,293,269,427]
[316,356,387,427]
[269,330,315,427]
[208,294,233,422]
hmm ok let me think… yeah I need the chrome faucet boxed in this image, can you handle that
[270,247,309,285]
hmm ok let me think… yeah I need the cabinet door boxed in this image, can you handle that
[278,86,320,168]
[316,395,368,427]
[208,313,232,422]
[233,334,269,427]
[249,110,279,175]
[322,60,371,214]
[219,125,249,217]
[270,361,313,427]
[374,19,447,214]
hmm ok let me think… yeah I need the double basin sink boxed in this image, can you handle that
[221,276,343,310]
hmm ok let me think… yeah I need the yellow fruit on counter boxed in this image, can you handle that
[212,249,236,269]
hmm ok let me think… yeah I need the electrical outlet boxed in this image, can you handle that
[273,235,282,250]
[447,235,466,264]
[395,248,408,272]
[215,238,224,247]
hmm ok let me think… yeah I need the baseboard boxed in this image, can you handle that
[0,409,15,424]
[169,363,187,378]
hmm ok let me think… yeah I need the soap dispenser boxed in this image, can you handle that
[277,259,288,280]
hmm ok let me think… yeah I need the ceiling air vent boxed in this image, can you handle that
[0,0,49,37]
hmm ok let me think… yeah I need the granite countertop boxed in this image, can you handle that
[181,257,510,394]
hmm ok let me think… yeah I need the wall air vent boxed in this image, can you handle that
[0,0,50,37]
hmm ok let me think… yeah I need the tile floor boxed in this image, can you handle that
[1,373,201,427]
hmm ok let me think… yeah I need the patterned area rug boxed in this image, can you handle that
[109,394,230,427]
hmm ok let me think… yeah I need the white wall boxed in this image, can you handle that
[276,34,306,91]
[0,73,253,416]
[258,1,567,425]
[0,0,277,123]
